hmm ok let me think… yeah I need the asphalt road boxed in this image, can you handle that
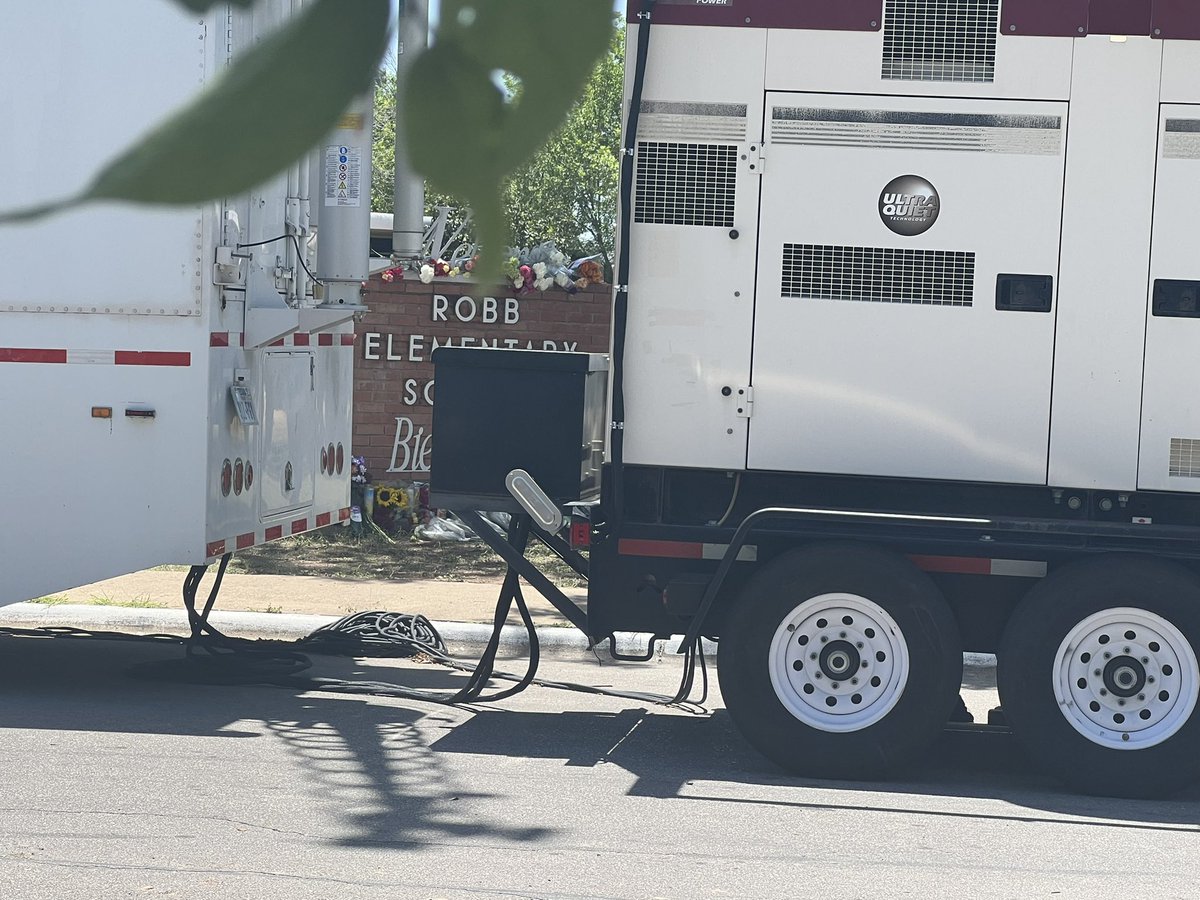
[0,633,1196,899]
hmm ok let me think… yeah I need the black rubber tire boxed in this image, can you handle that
[718,543,963,779]
[997,556,1200,799]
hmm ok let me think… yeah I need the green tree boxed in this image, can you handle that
[503,24,623,276]
[373,23,624,276]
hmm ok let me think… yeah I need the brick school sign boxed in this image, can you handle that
[354,276,612,480]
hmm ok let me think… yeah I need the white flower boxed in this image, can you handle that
[535,277,554,292]
[419,264,435,284]
[554,271,571,287]
[533,261,548,278]
[550,250,567,268]
[513,276,525,289]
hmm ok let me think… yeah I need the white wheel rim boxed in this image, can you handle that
[1054,607,1199,750]
[768,593,910,733]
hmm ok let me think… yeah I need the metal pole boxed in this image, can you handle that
[392,0,428,262]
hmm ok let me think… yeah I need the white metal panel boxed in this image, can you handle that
[748,92,1066,483]
[1048,37,1162,490]
[0,1,213,318]
[260,352,317,516]
[765,28,1073,101]
[0,316,208,604]
[619,25,765,470]
[1138,106,1200,493]
[1160,41,1200,104]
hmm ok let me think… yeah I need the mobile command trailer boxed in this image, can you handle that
[431,0,1200,798]
[0,1,370,606]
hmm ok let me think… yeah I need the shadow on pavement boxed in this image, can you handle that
[1,631,1197,849]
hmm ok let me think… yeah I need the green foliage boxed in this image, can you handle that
[403,0,614,283]
[0,0,390,224]
[372,68,398,216]
[503,25,623,276]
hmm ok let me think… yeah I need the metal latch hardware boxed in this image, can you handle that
[735,386,754,418]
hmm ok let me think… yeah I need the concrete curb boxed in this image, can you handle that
[0,603,998,667]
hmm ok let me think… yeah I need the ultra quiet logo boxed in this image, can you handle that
[879,175,940,236]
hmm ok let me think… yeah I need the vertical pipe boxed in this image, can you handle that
[315,90,374,306]
[392,0,428,261]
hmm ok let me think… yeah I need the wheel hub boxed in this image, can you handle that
[769,593,910,734]
[1103,656,1146,699]
[819,640,861,681]
[1056,607,1199,750]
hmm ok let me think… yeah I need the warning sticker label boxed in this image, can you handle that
[324,144,362,208]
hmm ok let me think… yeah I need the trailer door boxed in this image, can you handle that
[747,92,1067,485]
[1139,105,1200,493]
[261,351,317,517]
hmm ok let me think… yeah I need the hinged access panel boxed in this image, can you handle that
[1139,105,1200,493]
[748,92,1068,484]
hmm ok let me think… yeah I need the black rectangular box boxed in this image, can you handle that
[430,348,608,511]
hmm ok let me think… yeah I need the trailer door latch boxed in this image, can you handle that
[735,386,754,418]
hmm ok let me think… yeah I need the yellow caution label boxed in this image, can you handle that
[337,113,366,131]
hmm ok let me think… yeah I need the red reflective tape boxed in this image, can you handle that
[209,333,230,347]
[316,512,332,527]
[206,540,226,558]
[236,532,256,550]
[0,348,67,363]
[291,518,308,535]
[909,555,992,576]
[293,333,311,346]
[265,525,283,541]
[269,339,285,348]
[318,333,335,346]
[114,351,191,367]
[338,507,351,521]
[618,539,703,560]
[340,334,356,346]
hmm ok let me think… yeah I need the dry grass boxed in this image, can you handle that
[229,524,586,587]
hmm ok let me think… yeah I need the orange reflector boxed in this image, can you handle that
[91,407,112,419]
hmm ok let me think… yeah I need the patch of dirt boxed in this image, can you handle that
[230,526,586,587]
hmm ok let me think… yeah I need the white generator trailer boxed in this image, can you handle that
[430,0,1200,797]
[0,1,371,606]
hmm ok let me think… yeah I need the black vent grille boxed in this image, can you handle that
[635,142,737,227]
[782,245,975,307]
[882,0,999,83]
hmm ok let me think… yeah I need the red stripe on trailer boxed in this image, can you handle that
[291,518,308,535]
[210,333,230,347]
[316,512,332,527]
[0,348,68,364]
[293,332,311,346]
[338,507,351,521]
[318,334,334,346]
[910,555,992,576]
[269,339,285,347]
[236,532,256,550]
[206,540,227,558]
[340,334,356,346]
[114,350,191,367]
[618,539,703,560]
[265,525,283,541]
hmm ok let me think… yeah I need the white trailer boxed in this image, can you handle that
[430,0,1200,797]
[0,0,369,605]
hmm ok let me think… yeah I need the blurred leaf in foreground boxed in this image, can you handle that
[0,0,391,224]
[403,0,614,282]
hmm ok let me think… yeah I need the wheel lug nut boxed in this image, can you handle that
[1149,676,1156,684]
[1138,694,1146,701]
[820,636,828,643]
[1094,669,1102,677]
[1100,689,1108,696]
[840,632,847,638]
[1124,647,1131,654]
[851,678,858,685]
[856,642,864,649]
[831,683,839,689]
[1103,652,1111,659]
[1142,657,1149,664]
[1118,699,1125,706]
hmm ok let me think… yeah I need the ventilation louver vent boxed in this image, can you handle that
[1170,439,1200,478]
[882,0,999,83]
[635,142,737,228]
[782,245,975,307]
[638,101,748,143]
[771,107,1063,156]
